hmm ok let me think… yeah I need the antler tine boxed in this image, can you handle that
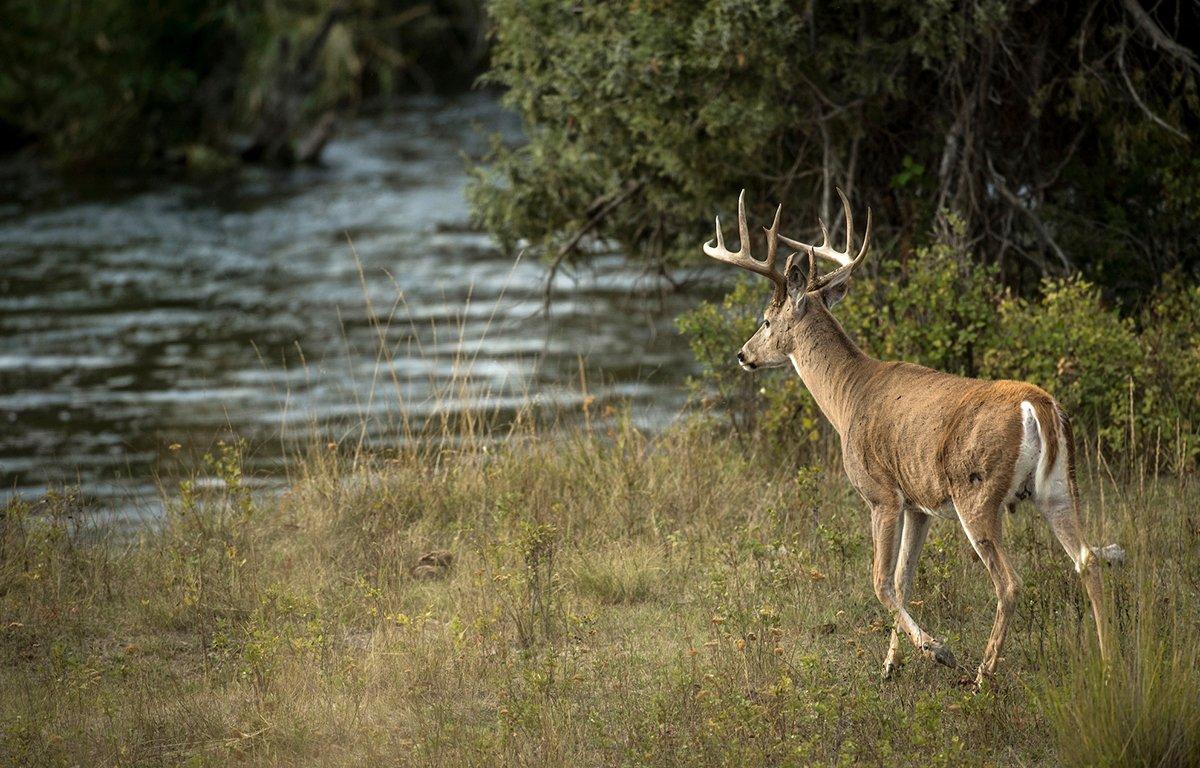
[736,189,751,260]
[776,187,872,291]
[855,207,872,263]
[839,188,853,261]
[763,202,782,270]
[806,246,819,292]
[817,219,831,250]
[702,190,788,305]
[712,214,725,253]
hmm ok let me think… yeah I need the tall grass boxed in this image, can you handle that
[1039,471,1200,768]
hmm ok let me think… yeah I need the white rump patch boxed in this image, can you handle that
[1007,402,1042,504]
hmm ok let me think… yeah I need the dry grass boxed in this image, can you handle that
[2,413,1198,767]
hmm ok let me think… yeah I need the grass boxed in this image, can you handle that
[2,413,1199,767]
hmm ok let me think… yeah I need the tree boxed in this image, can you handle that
[469,0,1200,303]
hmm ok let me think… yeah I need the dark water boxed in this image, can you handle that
[0,95,705,517]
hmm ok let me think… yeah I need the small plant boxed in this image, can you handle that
[160,438,260,630]
[572,548,660,606]
[515,518,561,649]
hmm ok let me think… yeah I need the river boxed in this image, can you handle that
[0,95,707,519]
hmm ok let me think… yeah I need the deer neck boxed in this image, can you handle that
[786,302,874,436]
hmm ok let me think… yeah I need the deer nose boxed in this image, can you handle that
[736,351,746,363]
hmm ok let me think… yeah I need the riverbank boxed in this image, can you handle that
[3,417,1198,766]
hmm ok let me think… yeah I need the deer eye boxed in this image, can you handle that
[763,320,771,328]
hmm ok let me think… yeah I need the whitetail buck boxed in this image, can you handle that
[703,190,1123,685]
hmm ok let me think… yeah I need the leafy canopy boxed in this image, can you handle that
[472,0,1200,299]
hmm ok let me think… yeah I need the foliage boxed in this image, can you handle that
[982,278,1144,448]
[840,213,1000,378]
[676,279,822,447]
[0,0,486,166]
[471,0,1200,300]
[0,0,234,164]
[1137,275,1200,466]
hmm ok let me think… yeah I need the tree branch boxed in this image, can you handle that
[1117,34,1189,141]
[541,180,645,315]
[987,156,1070,273]
[1120,0,1200,76]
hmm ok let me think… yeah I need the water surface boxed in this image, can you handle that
[0,95,705,516]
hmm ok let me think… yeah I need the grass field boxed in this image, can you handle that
[3,415,1199,767]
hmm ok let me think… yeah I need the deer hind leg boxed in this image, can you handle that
[883,507,935,678]
[958,504,1020,685]
[871,504,954,675]
[1036,491,1111,661]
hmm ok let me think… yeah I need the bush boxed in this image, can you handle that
[0,0,233,164]
[839,213,1000,378]
[982,277,1143,449]
[676,280,822,447]
[0,0,487,165]
[1138,275,1200,470]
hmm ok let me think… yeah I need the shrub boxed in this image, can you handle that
[982,277,1144,448]
[1138,275,1200,471]
[839,212,1000,377]
[675,280,822,447]
[0,0,233,164]
[0,0,487,165]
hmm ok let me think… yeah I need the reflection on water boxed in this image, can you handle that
[0,95,706,516]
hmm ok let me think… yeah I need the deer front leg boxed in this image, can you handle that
[871,504,955,676]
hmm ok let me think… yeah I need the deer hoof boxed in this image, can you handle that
[881,658,902,680]
[973,666,994,691]
[921,641,957,669]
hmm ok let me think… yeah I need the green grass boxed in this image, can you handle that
[2,419,1199,767]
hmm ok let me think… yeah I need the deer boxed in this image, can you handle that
[702,189,1124,686]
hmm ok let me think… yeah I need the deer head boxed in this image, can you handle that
[703,189,872,370]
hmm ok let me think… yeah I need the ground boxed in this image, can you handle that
[2,419,1198,767]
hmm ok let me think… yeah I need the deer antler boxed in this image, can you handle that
[703,190,788,306]
[778,188,872,290]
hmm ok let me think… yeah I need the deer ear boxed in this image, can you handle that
[820,279,850,308]
[785,254,809,317]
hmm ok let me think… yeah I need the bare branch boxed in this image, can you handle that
[987,156,1070,273]
[1120,0,1200,76]
[1117,34,1190,141]
[542,180,645,315]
